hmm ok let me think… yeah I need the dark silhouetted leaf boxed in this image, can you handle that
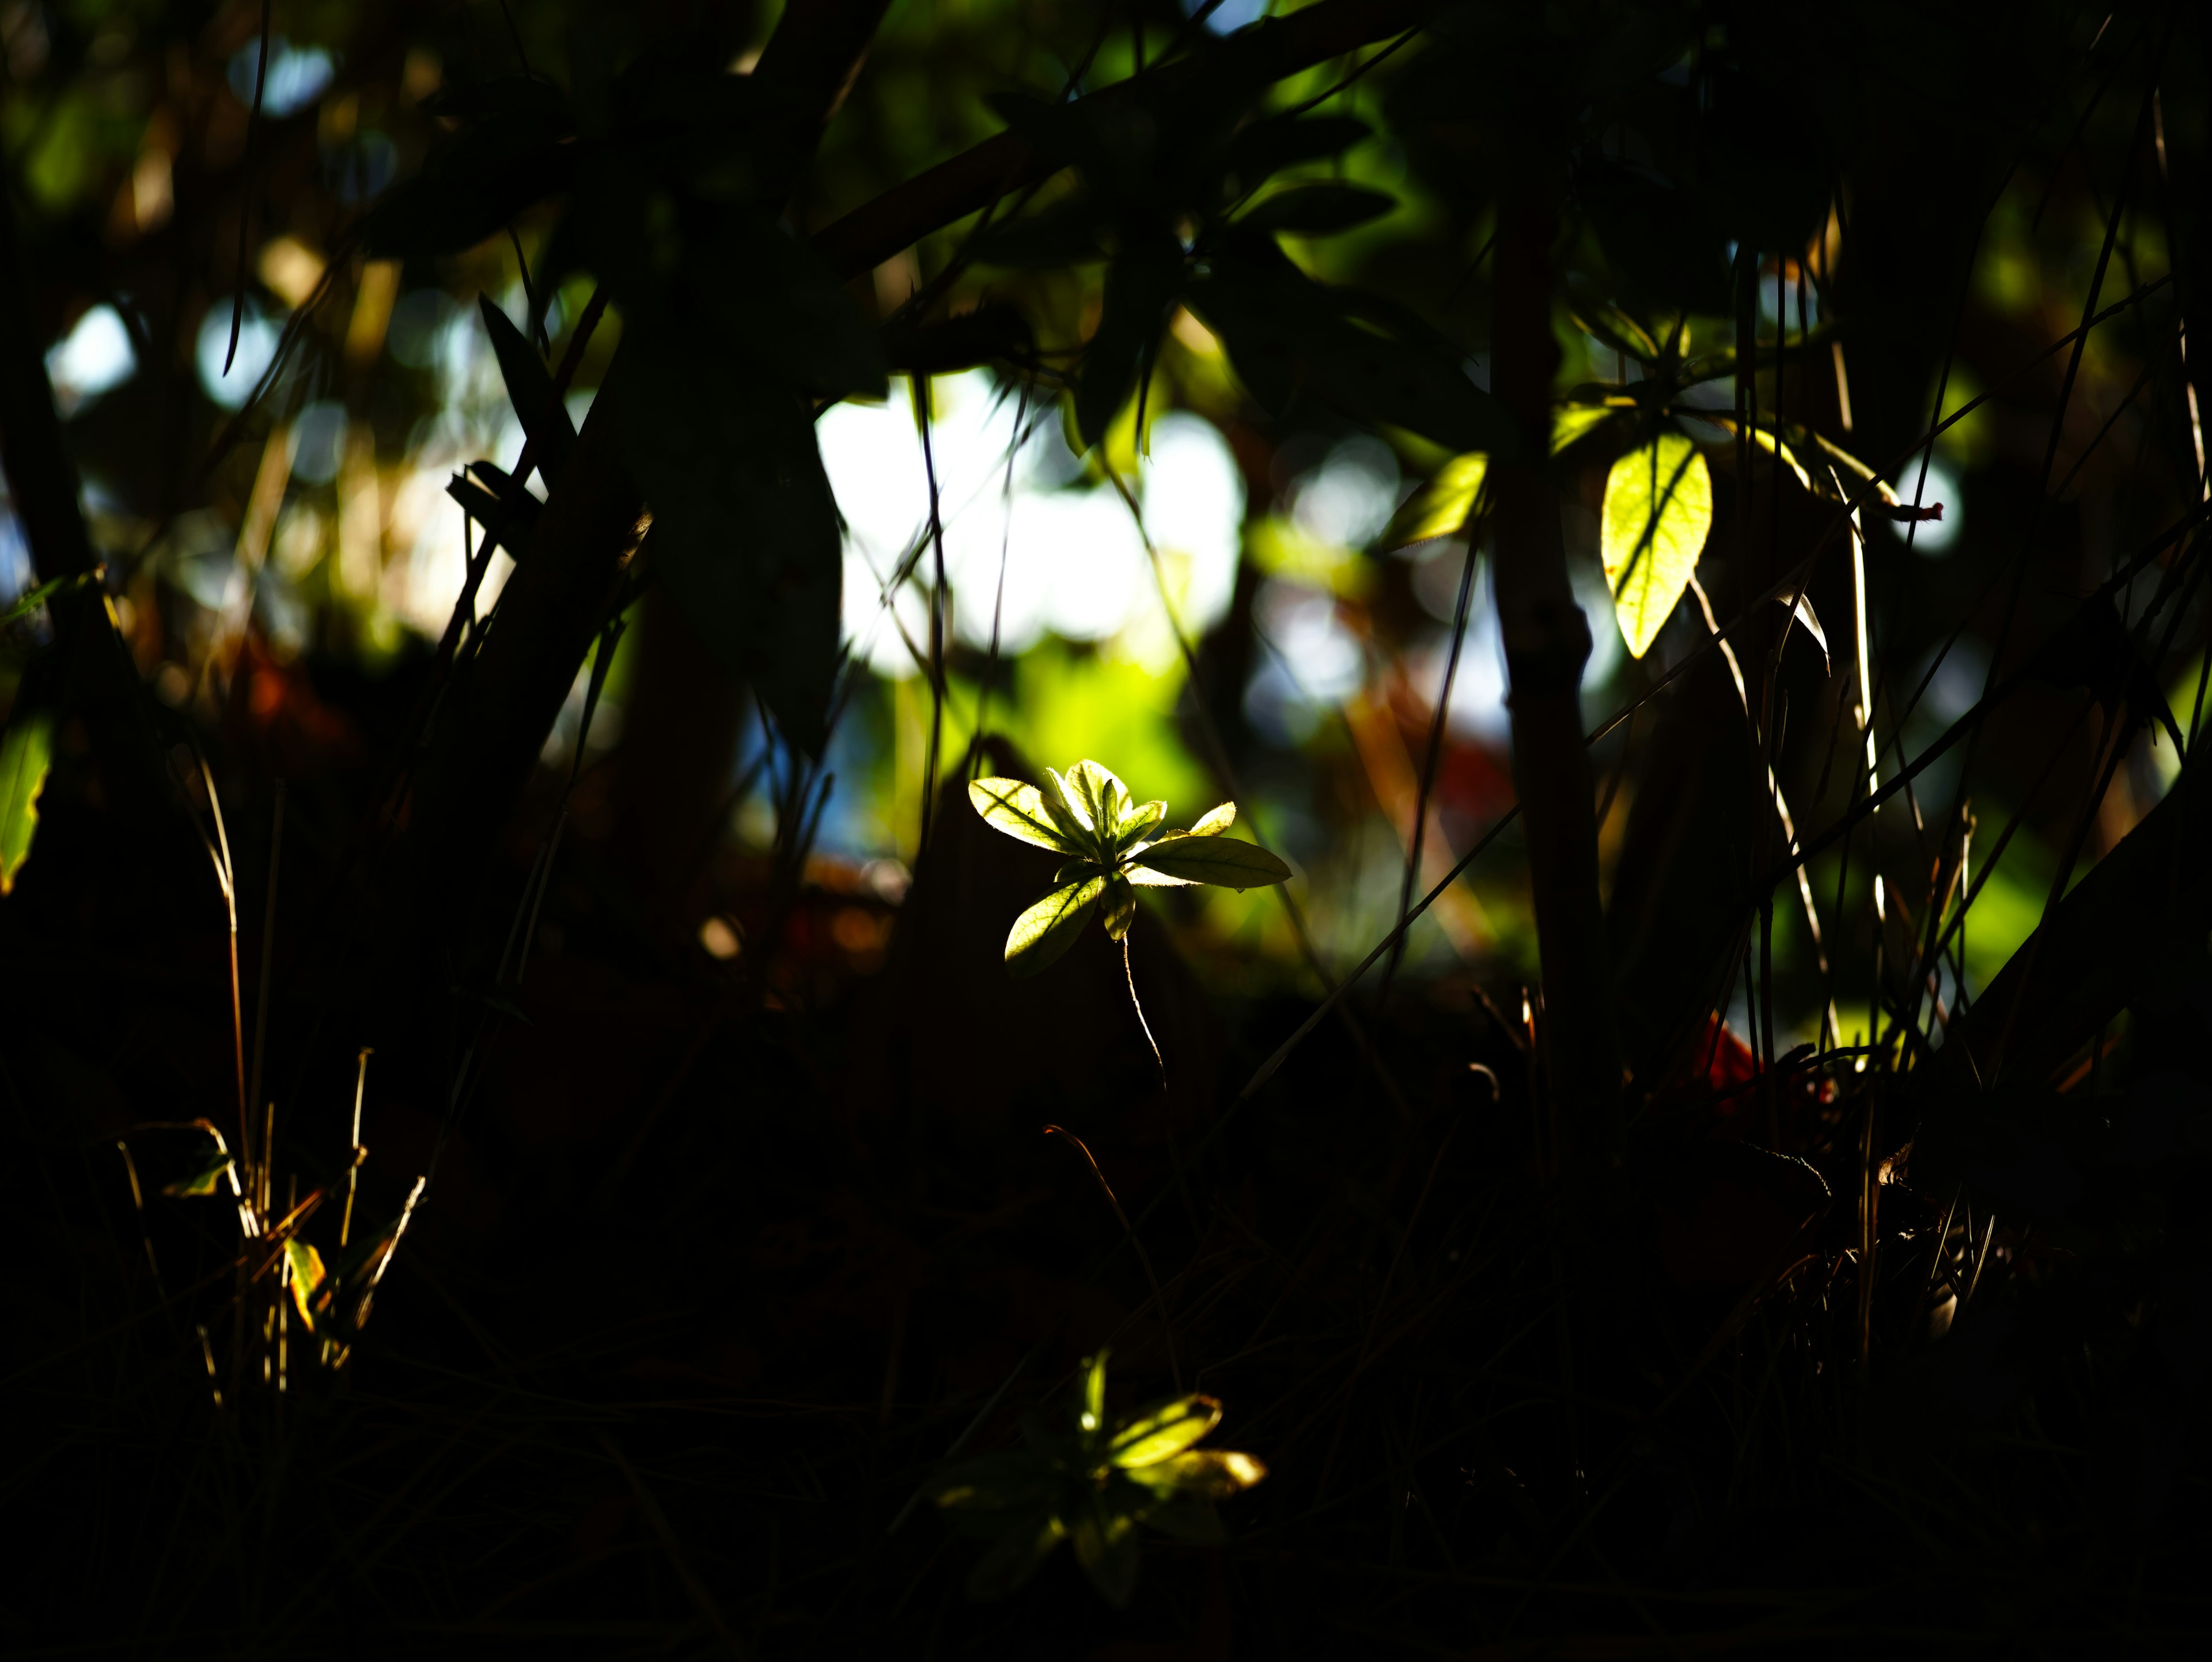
[970,199,1112,269]
[1075,244,1185,448]
[1070,1497,1141,1607]
[1191,253,1514,455]
[359,125,575,258]
[965,1514,1065,1601]
[1238,183,1395,235]
[477,297,577,483]
[1223,115,1373,190]
[446,465,543,554]
[880,305,1035,373]
[1576,156,1733,318]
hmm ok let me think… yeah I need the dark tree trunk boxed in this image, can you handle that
[1489,195,1623,1165]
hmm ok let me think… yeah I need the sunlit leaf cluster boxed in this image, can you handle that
[928,1347,1266,1606]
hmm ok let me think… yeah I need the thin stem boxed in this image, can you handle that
[1122,937,1165,1092]
[1044,1124,1182,1394]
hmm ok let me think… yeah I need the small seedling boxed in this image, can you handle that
[927,1347,1267,1607]
[968,759,1291,978]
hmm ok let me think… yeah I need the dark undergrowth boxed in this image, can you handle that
[6,755,2207,1661]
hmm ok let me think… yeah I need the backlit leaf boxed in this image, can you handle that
[1123,1448,1268,1498]
[1190,802,1236,836]
[1100,875,1137,942]
[1128,834,1291,891]
[162,1147,234,1198]
[1117,799,1166,847]
[1376,452,1486,553]
[1601,431,1711,658]
[1122,854,1200,888]
[0,709,54,896]
[1065,760,1130,838]
[2,570,96,629]
[969,778,1083,855]
[1005,877,1105,977]
[1109,1395,1222,1468]
[1039,767,1094,843]
[1552,404,1616,455]
[286,1239,327,1330]
[1082,1349,1109,1437]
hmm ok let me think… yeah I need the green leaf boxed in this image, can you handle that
[1189,802,1236,836]
[1239,183,1396,236]
[1100,874,1137,942]
[1600,431,1711,658]
[617,323,844,756]
[477,297,577,484]
[1075,244,1184,449]
[965,1513,1065,1601]
[1551,404,1617,456]
[1071,1496,1141,1608]
[1123,1448,1268,1498]
[286,1239,328,1330]
[0,709,54,897]
[1109,1394,1223,1468]
[1376,452,1486,552]
[1065,760,1130,840]
[1127,834,1291,891]
[161,1146,234,1198]
[2,570,96,629]
[1190,256,1515,457]
[1005,877,1106,977]
[1081,1349,1110,1437]
[969,778,1084,855]
[1117,800,1166,848]
[1039,768,1096,845]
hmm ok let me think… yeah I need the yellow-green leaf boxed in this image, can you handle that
[286,1239,327,1330]
[1109,1394,1222,1468]
[1128,834,1291,891]
[162,1148,234,1198]
[1122,1448,1269,1498]
[1375,452,1486,552]
[1189,801,1236,836]
[968,778,1081,855]
[1081,1349,1109,1436]
[1601,433,1711,658]
[0,709,54,897]
[1071,1495,1141,1607]
[1117,799,1166,848]
[1006,877,1105,977]
[1551,404,1616,456]
[1064,760,1129,836]
[1037,767,1094,845]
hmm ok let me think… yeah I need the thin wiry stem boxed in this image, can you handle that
[1046,1123,1181,1394]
